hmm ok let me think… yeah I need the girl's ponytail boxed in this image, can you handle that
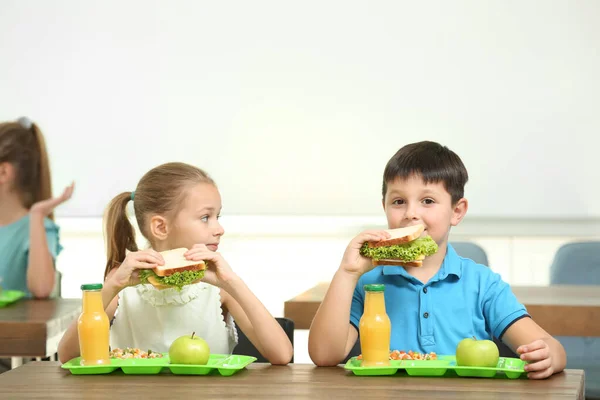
[31,123,54,219]
[0,118,54,215]
[103,192,138,279]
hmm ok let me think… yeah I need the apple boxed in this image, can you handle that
[169,332,211,365]
[455,337,499,367]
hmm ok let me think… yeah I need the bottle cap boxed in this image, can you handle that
[81,283,103,291]
[364,284,385,292]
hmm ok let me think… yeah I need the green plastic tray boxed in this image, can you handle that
[0,290,26,307]
[344,355,526,379]
[61,353,256,376]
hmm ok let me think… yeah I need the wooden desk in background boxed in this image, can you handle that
[284,283,600,336]
[0,362,586,399]
[0,299,80,366]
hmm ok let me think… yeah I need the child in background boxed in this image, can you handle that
[57,162,293,365]
[0,117,74,298]
[308,141,566,379]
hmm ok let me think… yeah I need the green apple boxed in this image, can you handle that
[169,332,211,365]
[456,337,499,367]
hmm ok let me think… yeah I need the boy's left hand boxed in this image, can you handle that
[517,339,553,379]
[184,244,238,288]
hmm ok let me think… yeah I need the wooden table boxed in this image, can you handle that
[0,299,80,366]
[284,283,600,336]
[0,362,585,399]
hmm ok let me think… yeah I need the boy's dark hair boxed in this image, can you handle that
[382,141,468,204]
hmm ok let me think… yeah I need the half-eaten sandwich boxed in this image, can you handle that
[138,248,206,290]
[359,224,438,267]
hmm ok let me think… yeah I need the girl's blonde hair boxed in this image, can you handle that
[0,118,54,219]
[103,162,215,279]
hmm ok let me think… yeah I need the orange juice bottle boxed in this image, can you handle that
[77,283,110,366]
[359,284,391,367]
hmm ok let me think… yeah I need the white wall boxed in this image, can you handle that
[1,0,599,218]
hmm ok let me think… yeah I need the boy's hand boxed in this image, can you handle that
[340,230,391,277]
[517,339,553,379]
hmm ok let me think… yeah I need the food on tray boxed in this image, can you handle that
[109,347,163,359]
[357,350,438,361]
[456,337,499,367]
[169,332,210,365]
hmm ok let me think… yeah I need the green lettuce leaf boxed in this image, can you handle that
[138,269,205,291]
[360,236,438,261]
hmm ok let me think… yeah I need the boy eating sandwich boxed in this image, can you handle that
[308,141,566,379]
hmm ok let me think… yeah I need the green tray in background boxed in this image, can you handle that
[61,354,256,376]
[0,290,26,307]
[344,355,526,379]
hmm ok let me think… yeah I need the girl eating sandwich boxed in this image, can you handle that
[57,162,293,365]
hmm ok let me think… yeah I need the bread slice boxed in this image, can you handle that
[372,259,423,267]
[153,248,206,277]
[367,224,425,248]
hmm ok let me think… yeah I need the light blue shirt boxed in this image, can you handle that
[350,244,528,355]
[0,215,63,297]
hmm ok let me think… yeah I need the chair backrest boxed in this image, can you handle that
[49,270,62,299]
[550,241,600,285]
[450,241,489,266]
[548,241,600,398]
[344,337,361,363]
[233,317,295,363]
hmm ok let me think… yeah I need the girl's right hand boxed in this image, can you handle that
[107,250,164,290]
[30,182,75,218]
[340,230,391,276]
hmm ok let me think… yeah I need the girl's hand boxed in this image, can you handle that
[340,230,391,276]
[30,182,75,217]
[185,244,238,288]
[108,250,164,290]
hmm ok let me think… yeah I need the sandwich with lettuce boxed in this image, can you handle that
[360,224,438,267]
[139,248,205,290]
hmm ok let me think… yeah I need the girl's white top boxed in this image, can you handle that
[110,282,238,354]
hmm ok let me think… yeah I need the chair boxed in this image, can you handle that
[549,241,600,399]
[344,337,361,364]
[233,317,295,363]
[49,270,62,299]
[450,241,489,266]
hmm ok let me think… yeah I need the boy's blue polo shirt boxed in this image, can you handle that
[350,244,529,355]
